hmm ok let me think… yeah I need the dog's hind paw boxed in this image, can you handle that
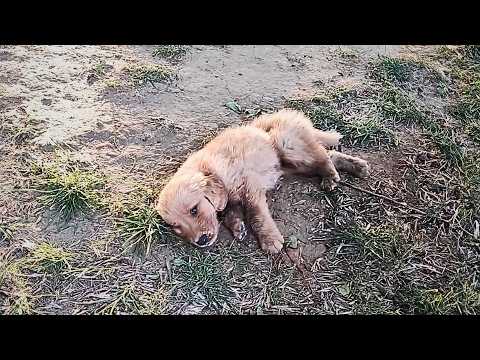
[352,159,370,178]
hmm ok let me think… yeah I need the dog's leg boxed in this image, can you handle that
[273,128,340,190]
[222,203,247,241]
[281,142,340,191]
[244,193,284,254]
[328,150,370,178]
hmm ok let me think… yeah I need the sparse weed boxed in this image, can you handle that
[124,64,176,87]
[334,47,360,59]
[464,45,480,63]
[0,259,34,314]
[91,61,112,76]
[1,116,44,144]
[94,280,168,315]
[152,45,189,62]
[422,123,465,168]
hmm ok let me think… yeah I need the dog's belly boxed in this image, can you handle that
[209,126,282,198]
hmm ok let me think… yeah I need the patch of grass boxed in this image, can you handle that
[95,280,168,315]
[449,79,480,143]
[136,287,169,315]
[416,283,480,315]
[37,165,105,221]
[118,205,175,256]
[334,225,409,262]
[170,249,236,313]
[326,224,417,314]
[371,56,420,83]
[286,98,344,131]
[379,86,426,125]
[422,123,466,168]
[0,259,34,314]
[465,122,480,144]
[152,45,189,62]
[124,64,176,87]
[343,116,397,147]
[22,242,73,273]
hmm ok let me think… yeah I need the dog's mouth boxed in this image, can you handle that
[194,232,218,248]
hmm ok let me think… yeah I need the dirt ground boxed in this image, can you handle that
[1,45,479,315]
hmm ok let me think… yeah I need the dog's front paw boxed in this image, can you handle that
[321,173,340,191]
[260,236,284,254]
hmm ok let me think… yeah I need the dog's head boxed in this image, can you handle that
[155,170,227,248]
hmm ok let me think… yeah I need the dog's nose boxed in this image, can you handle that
[197,234,209,246]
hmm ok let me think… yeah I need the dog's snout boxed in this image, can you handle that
[197,234,209,246]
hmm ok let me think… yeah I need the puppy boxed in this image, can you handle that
[155,109,369,254]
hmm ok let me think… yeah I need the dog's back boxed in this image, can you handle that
[251,109,342,148]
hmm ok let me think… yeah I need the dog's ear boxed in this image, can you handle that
[202,171,227,212]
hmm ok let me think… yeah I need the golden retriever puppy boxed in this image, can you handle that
[155,109,369,254]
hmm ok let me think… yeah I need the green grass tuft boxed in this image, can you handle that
[371,56,419,83]
[23,242,74,273]
[118,205,175,256]
[124,64,176,87]
[37,166,105,221]
[152,45,189,61]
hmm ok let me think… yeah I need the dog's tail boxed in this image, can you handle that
[314,130,342,148]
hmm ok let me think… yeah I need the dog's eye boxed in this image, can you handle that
[190,205,198,217]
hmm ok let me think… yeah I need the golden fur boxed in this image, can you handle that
[155,109,369,253]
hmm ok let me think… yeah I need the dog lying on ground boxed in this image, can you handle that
[155,109,369,254]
